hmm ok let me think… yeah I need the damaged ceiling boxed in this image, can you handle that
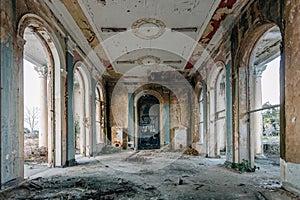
[45,0,241,78]
[254,26,282,67]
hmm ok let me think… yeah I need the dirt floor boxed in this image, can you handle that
[2,150,300,200]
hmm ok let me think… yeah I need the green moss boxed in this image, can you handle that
[232,159,258,172]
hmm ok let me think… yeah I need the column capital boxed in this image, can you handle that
[253,65,267,77]
[34,65,48,78]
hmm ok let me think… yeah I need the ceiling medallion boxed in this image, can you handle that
[131,18,166,40]
[137,55,161,66]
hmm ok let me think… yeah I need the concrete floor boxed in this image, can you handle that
[3,151,300,199]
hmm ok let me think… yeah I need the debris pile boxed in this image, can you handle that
[0,176,156,199]
[24,146,48,163]
[263,143,280,156]
[125,155,147,163]
[24,135,48,163]
[183,147,199,156]
[100,145,121,154]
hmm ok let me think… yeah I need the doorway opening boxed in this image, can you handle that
[207,62,226,158]
[248,26,282,164]
[137,94,160,150]
[95,84,105,145]
[23,26,51,176]
[73,63,92,157]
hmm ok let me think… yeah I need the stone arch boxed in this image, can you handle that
[207,61,226,157]
[234,22,282,165]
[73,61,93,156]
[17,13,66,70]
[95,82,105,102]
[94,81,106,147]
[134,89,165,149]
[193,81,206,154]
[17,13,66,167]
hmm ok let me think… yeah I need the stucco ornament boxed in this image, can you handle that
[137,55,161,66]
[131,18,166,40]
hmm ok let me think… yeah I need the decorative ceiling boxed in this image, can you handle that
[254,26,282,67]
[45,0,240,78]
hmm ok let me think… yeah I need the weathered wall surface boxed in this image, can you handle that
[0,1,24,184]
[281,0,300,194]
[283,0,300,165]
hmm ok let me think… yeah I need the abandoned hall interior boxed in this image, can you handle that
[0,0,300,199]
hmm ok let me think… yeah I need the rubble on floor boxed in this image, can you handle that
[24,137,47,163]
[1,151,299,199]
[263,143,280,156]
[183,146,199,156]
[99,145,122,154]
[0,176,154,199]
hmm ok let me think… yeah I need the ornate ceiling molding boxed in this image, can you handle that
[137,55,161,66]
[132,18,166,40]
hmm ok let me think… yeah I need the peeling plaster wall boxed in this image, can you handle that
[170,89,190,130]
[1,27,22,184]
[281,0,300,193]
[0,1,24,184]
[284,0,300,165]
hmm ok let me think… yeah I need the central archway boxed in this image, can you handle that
[137,94,160,150]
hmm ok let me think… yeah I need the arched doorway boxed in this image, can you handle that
[18,14,66,169]
[73,62,92,157]
[95,84,105,145]
[207,62,226,158]
[23,26,49,170]
[137,94,160,150]
[235,23,282,166]
[74,69,85,155]
[248,26,282,160]
[194,81,207,155]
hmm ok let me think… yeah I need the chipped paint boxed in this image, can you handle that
[60,0,111,67]
[185,0,238,69]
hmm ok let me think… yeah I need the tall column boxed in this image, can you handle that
[163,89,170,144]
[202,82,207,156]
[253,65,266,157]
[225,60,233,163]
[66,36,76,166]
[34,65,48,148]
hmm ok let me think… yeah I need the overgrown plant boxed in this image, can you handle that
[232,159,258,172]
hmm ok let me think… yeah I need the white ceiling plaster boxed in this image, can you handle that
[78,0,221,74]
[24,28,49,67]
